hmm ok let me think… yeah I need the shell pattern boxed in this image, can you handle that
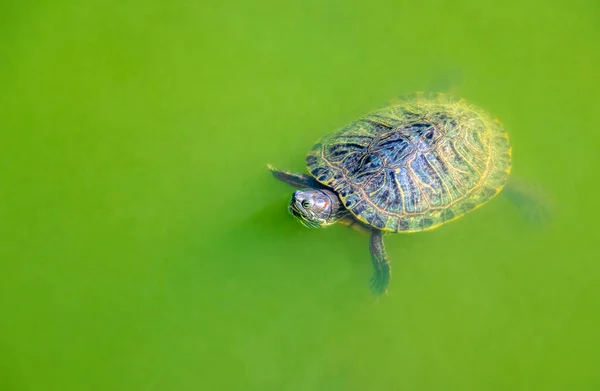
[306,93,512,232]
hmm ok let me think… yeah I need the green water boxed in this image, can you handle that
[1,1,599,390]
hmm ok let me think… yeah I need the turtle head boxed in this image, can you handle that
[289,189,346,228]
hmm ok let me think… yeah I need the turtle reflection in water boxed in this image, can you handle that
[269,93,545,296]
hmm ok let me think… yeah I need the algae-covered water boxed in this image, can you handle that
[1,1,599,390]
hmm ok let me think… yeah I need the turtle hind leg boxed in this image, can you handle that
[267,164,325,189]
[369,230,391,296]
[503,176,555,227]
[391,66,463,105]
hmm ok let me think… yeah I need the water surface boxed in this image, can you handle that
[1,1,599,390]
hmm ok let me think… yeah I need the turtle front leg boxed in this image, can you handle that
[267,164,325,189]
[369,230,391,296]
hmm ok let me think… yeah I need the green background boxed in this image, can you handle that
[1,0,599,390]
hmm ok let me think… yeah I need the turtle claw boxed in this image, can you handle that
[520,202,554,227]
[369,273,389,297]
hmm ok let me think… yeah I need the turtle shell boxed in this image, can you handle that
[306,93,511,232]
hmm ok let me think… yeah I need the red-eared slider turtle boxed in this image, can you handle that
[269,93,534,295]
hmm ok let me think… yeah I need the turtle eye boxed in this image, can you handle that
[301,200,311,208]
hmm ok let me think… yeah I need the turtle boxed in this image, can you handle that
[268,92,544,296]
